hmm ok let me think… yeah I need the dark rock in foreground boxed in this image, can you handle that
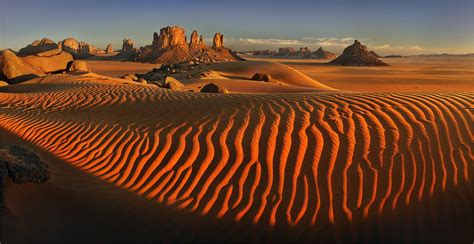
[0,144,50,214]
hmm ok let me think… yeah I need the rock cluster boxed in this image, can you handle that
[329,40,388,66]
[1,49,74,83]
[18,38,58,56]
[127,26,242,64]
[1,49,45,83]
[273,47,336,59]
[0,144,50,214]
[59,38,97,58]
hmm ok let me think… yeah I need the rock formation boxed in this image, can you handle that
[251,73,274,83]
[128,26,243,64]
[276,47,296,56]
[106,44,114,54]
[18,38,58,56]
[22,49,73,73]
[152,26,187,49]
[0,144,50,214]
[122,39,134,53]
[329,40,388,66]
[369,50,381,58]
[59,38,97,58]
[200,82,228,93]
[212,33,224,48]
[273,47,335,59]
[66,61,89,72]
[189,30,205,48]
[2,50,44,83]
[311,47,337,59]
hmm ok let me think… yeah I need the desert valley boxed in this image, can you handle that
[0,4,473,242]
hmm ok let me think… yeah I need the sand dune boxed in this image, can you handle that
[0,74,472,242]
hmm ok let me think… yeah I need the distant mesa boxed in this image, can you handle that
[18,38,58,56]
[122,39,135,53]
[384,54,403,58]
[260,46,336,59]
[329,40,388,66]
[126,26,243,64]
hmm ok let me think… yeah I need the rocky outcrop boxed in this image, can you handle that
[59,38,97,58]
[153,26,187,49]
[329,40,388,66]
[2,50,44,83]
[212,33,224,48]
[22,49,73,73]
[129,26,243,64]
[106,44,113,54]
[276,47,296,56]
[122,39,134,53]
[0,144,50,214]
[274,47,336,59]
[18,38,59,56]
[189,30,205,48]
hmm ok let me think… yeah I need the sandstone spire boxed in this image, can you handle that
[213,33,223,48]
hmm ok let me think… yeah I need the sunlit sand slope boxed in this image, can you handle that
[0,74,472,239]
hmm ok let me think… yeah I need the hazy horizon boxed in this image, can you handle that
[1,0,473,55]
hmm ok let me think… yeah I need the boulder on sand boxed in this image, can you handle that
[22,49,73,73]
[66,61,89,73]
[1,50,44,83]
[163,76,184,90]
[251,73,274,83]
[200,82,228,93]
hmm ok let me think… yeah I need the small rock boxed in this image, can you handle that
[200,83,228,93]
[66,60,89,72]
[251,73,273,83]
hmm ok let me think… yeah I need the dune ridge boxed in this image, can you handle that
[0,75,472,234]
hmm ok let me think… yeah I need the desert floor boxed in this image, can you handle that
[242,55,474,92]
[0,58,472,243]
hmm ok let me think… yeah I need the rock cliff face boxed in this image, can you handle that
[152,26,187,49]
[128,26,242,64]
[329,40,388,66]
[18,38,58,56]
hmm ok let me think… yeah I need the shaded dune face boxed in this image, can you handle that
[0,75,472,241]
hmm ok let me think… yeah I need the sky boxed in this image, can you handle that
[1,0,473,55]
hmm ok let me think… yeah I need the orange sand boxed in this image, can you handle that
[0,71,472,242]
